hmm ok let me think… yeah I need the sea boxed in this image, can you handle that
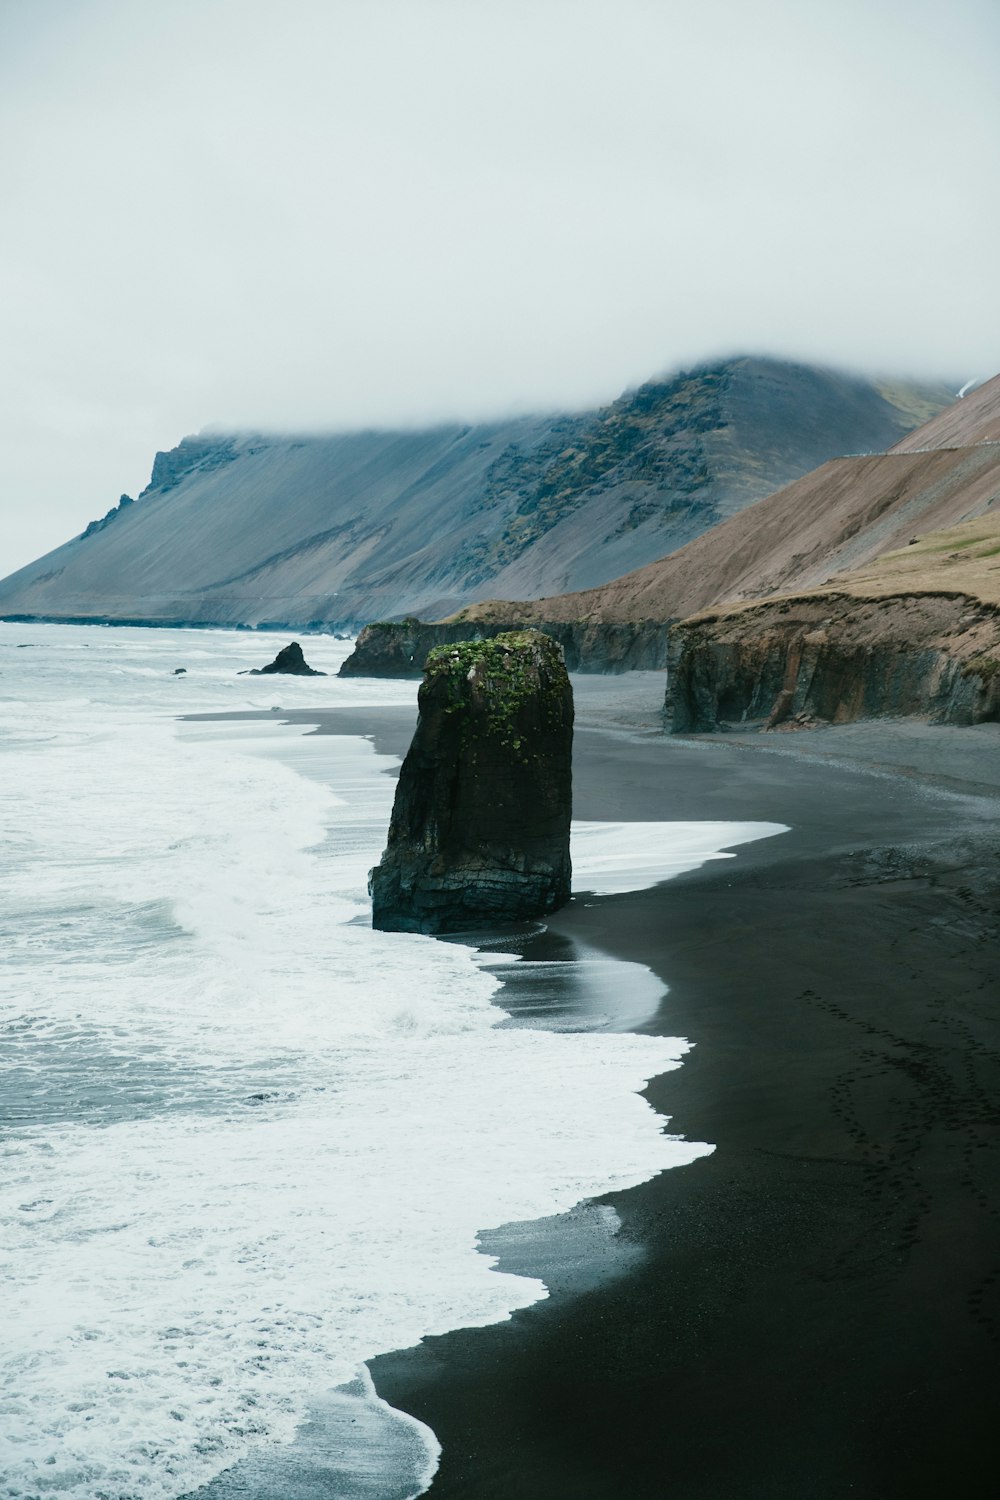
[0,623,784,1499]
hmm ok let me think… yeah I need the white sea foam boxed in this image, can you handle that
[0,625,776,1499]
[571,818,788,894]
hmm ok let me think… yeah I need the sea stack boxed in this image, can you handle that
[370,630,573,933]
[247,641,326,675]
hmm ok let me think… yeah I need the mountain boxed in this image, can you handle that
[0,358,950,629]
[456,374,1000,630]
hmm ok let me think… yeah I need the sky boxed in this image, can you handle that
[1,0,998,574]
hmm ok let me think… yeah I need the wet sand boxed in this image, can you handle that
[187,683,1000,1497]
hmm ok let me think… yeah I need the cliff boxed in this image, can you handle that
[667,510,1000,732]
[369,632,573,933]
[0,358,948,629]
[340,617,670,677]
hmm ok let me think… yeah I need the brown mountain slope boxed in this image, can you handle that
[684,508,1000,619]
[889,373,1000,452]
[454,376,1000,629]
[829,509,1000,606]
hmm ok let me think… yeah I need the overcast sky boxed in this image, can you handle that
[1,0,998,573]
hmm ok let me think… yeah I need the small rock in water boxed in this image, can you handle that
[243,641,326,676]
[173,667,187,674]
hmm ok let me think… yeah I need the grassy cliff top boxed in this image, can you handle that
[835,511,1000,605]
[678,508,1000,626]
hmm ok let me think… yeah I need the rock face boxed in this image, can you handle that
[667,593,1000,731]
[340,617,670,677]
[248,641,326,675]
[81,493,134,540]
[370,631,573,933]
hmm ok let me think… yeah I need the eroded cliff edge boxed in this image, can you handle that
[340,617,670,677]
[369,631,573,933]
[668,591,1000,732]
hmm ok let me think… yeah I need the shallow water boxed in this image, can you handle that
[0,625,782,1498]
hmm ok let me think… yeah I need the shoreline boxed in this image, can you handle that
[184,686,1000,1497]
[380,712,1000,1497]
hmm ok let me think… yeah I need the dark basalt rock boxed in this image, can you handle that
[666,594,1000,731]
[245,641,326,676]
[370,631,573,933]
[147,436,237,494]
[81,493,134,541]
[340,617,670,677]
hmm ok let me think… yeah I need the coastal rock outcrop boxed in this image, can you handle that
[370,631,573,933]
[667,593,1000,732]
[340,617,670,677]
[246,641,326,675]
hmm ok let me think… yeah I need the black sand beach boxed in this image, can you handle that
[190,679,1000,1498]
